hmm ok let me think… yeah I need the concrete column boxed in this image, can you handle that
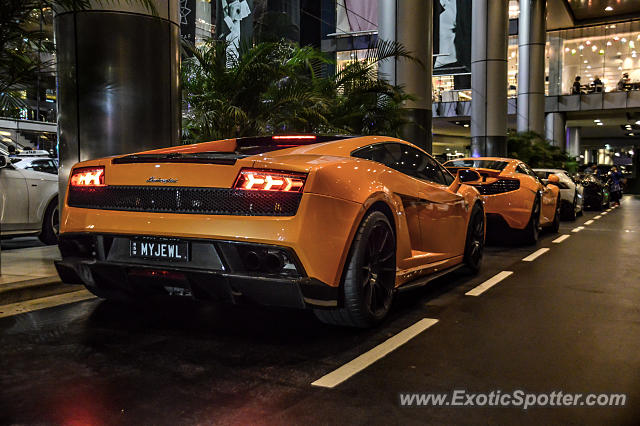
[545,112,566,148]
[470,0,509,157]
[378,0,433,152]
[567,127,580,158]
[517,0,546,135]
[54,0,181,206]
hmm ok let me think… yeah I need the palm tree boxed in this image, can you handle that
[181,39,420,142]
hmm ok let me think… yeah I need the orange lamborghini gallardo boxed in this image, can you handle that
[56,135,486,327]
[443,157,561,244]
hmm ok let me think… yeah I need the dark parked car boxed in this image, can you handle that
[578,174,610,210]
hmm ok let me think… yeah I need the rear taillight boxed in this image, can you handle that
[70,166,105,187]
[234,169,306,192]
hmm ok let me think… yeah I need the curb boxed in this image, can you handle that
[0,276,84,305]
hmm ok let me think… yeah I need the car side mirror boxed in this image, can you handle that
[547,174,560,185]
[458,169,481,183]
[0,154,8,169]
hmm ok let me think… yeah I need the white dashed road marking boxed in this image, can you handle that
[553,234,570,243]
[311,318,439,388]
[584,220,594,225]
[594,215,602,219]
[465,271,514,297]
[572,226,585,233]
[522,248,550,262]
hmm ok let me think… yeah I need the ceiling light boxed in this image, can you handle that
[584,60,588,63]
[579,45,584,50]
[463,124,470,128]
[586,40,591,45]
[607,41,612,46]
[615,152,620,156]
[587,65,591,69]
[621,38,627,43]
[594,119,601,122]
[605,6,613,11]
[597,122,603,126]
[0,131,11,136]
[629,133,635,136]
[592,45,597,52]
[571,49,577,55]
[636,120,640,125]
[565,47,570,52]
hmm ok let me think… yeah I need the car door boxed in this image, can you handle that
[0,164,30,232]
[380,143,467,261]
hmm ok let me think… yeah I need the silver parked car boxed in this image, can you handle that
[534,168,583,220]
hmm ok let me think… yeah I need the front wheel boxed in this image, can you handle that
[314,211,396,328]
[39,199,59,245]
[463,203,485,274]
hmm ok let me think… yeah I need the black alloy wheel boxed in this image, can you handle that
[463,204,485,273]
[551,195,561,233]
[523,196,541,244]
[314,211,396,328]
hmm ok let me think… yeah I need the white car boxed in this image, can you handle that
[534,168,583,220]
[0,154,59,244]
[11,156,59,175]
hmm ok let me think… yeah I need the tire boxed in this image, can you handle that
[550,196,561,233]
[39,198,59,245]
[522,196,541,245]
[564,193,577,221]
[463,203,485,274]
[314,211,396,328]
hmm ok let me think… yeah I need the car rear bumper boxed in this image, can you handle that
[482,190,533,230]
[55,233,339,309]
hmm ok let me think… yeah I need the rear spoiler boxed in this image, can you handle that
[444,167,503,182]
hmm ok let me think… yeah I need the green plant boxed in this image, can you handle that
[181,39,419,143]
[507,131,573,169]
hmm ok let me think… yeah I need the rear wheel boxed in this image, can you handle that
[39,198,59,245]
[564,192,577,221]
[463,203,485,274]
[314,211,396,328]
[523,196,541,245]
[550,195,561,233]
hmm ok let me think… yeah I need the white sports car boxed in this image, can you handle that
[534,168,583,220]
[0,154,59,244]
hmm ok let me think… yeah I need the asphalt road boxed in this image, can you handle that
[1,197,639,425]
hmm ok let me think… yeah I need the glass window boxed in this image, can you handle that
[353,143,447,185]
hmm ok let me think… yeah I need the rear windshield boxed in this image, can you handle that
[444,159,509,171]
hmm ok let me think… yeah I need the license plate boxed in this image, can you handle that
[129,238,189,262]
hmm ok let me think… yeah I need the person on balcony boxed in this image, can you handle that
[617,73,630,91]
[571,76,582,95]
[593,76,604,93]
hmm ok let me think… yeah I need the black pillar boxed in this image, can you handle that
[54,1,181,204]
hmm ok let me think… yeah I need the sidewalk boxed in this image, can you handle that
[0,245,60,285]
[0,245,82,305]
